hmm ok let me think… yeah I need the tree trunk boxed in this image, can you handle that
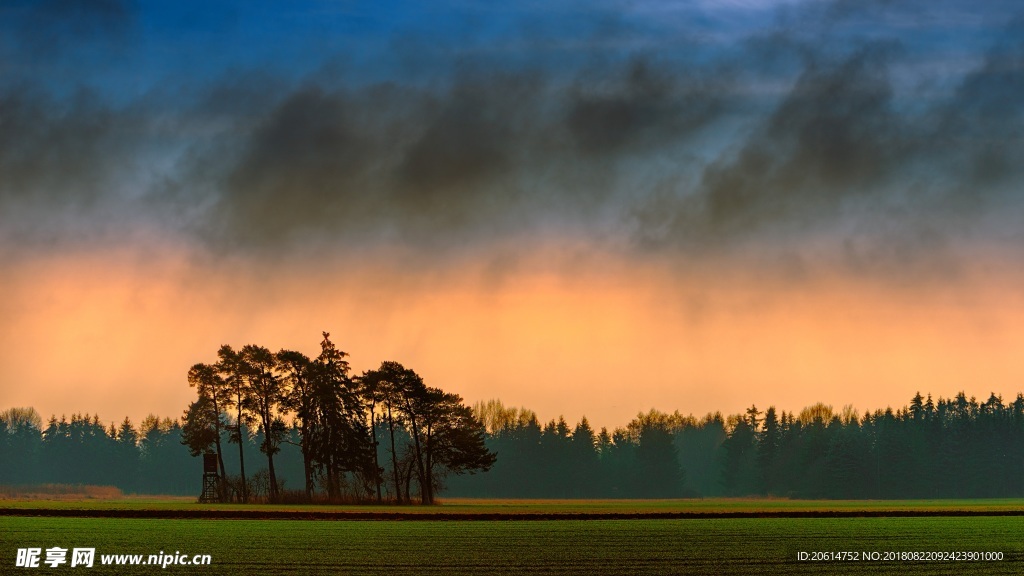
[406,408,428,505]
[267,450,278,502]
[403,459,415,504]
[211,396,228,502]
[423,421,434,504]
[327,453,339,501]
[370,404,382,503]
[300,420,313,501]
[263,409,278,502]
[386,403,401,503]
[236,399,248,503]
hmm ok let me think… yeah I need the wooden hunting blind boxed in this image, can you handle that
[199,453,220,503]
[203,453,217,474]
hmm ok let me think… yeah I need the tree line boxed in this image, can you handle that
[449,392,1024,499]
[8,375,1024,500]
[715,392,1024,499]
[0,408,195,494]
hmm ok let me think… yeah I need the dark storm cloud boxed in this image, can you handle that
[635,42,909,245]
[2,0,1023,279]
[632,14,1024,278]
[0,87,150,251]
[194,55,729,252]
[935,23,1024,188]
[0,0,147,255]
[565,58,727,155]
[196,77,543,251]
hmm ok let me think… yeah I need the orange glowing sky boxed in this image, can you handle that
[4,245,1024,432]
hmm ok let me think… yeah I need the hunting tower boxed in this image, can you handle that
[198,453,220,503]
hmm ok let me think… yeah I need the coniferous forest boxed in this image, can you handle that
[4,333,1024,501]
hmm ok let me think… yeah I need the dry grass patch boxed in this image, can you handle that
[0,484,124,501]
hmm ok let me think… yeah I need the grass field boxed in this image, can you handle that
[5,499,1024,574]
[3,515,1024,574]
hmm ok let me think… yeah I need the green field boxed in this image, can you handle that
[5,499,1024,574]
[5,497,1024,515]
[3,514,1024,574]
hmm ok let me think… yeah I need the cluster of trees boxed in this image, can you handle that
[181,332,495,504]
[9,386,1024,501]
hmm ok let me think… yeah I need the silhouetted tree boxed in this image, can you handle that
[569,417,599,497]
[416,389,496,503]
[308,332,372,500]
[217,345,250,502]
[357,368,389,502]
[0,407,41,485]
[139,415,192,494]
[115,417,139,492]
[370,361,419,502]
[277,349,316,500]
[186,363,230,484]
[539,417,573,496]
[758,407,781,494]
[635,418,684,497]
[242,344,288,502]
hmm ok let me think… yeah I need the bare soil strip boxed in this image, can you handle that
[5,508,1024,520]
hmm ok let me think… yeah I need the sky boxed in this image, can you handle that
[2,0,1024,431]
